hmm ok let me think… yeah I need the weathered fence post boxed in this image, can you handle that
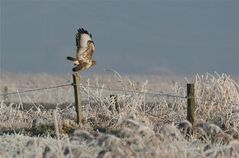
[187,83,195,126]
[110,94,119,113]
[3,86,8,101]
[72,73,84,126]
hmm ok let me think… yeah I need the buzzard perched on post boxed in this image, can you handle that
[67,28,96,72]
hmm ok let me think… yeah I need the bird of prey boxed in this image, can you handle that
[67,28,96,72]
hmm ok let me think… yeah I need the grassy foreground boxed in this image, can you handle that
[0,72,239,158]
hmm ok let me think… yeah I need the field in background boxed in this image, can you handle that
[0,72,239,158]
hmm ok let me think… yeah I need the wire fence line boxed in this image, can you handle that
[0,82,187,99]
[79,84,187,99]
[1,82,239,106]
[0,83,72,97]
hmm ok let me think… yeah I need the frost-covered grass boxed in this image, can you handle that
[0,72,239,158]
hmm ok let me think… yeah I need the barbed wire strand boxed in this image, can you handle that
[79,84,187,99]
[80,85,239,106]
[0,83,72,96]
[1,82,239,106]
[0,82,186,99]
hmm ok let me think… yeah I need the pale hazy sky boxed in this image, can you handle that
[1,0,239,75]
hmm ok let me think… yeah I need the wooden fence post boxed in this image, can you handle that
[110,94,119,113]
[187,83,195,126]
[3,86,8,102]
[72,73,84,126]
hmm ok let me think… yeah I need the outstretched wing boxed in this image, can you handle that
[81,43,95,61]
[75,28,93,58]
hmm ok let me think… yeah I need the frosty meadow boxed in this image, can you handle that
[0,72,239,157]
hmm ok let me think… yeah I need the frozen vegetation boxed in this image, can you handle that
[0,72,239,158]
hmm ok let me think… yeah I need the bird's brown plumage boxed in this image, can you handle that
[67,28,96,72]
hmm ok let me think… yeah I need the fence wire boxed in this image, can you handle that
[0,82,186,99]
[79,84,186,99]
[0,83,72,97]
[0,82,239,106]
